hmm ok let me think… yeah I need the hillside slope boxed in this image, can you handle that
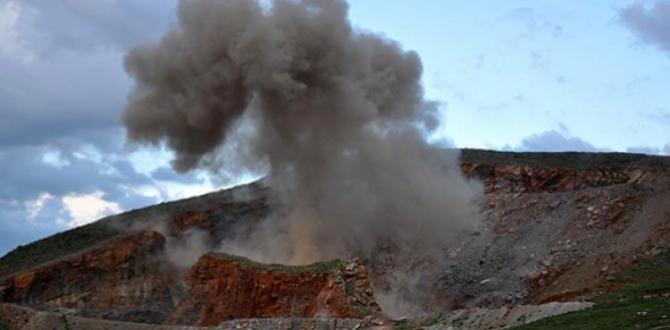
[1,149,669,329]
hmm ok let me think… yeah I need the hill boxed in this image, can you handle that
[1,149,669,329]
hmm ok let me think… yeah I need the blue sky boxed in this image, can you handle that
[347,1,670,152]
[0,0,669,255]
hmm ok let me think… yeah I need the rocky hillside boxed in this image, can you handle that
[447,149,670,307]
[1,149,669,329]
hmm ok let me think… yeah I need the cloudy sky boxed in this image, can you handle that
[1,0,669,255]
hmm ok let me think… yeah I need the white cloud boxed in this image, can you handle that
[131,185,163,200]
[160,181,216,201]
[506,130,601,152]
[24,192,53,220]
[61,191,122,227]
[0,1,35,63]
[128,147,175,176]
[42,149,70,168]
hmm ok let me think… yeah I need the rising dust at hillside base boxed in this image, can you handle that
[122,0,483,317]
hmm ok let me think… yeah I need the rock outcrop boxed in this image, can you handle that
[169,253,381,326]
[461,160,656,193]
[0,233,383,327]
[0,231,177,324]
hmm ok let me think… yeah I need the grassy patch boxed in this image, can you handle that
[391,313,451,330]
[206,252,344,274]
[393,319,419,330]
[59,315,71,330]
[511,248,670,329]
[395,248,670,329]
[0,220,122,279]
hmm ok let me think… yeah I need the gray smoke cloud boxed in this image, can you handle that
[123,0,481,273]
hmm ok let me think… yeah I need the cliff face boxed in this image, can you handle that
[461,162,651,193]
[170,253,379,325]
[0,232,380,326]
[0,150,669,328]
[0,231,178,323]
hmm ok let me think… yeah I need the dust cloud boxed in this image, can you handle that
[123,0,482,317]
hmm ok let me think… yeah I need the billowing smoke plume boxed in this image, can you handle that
[123,0,481,270]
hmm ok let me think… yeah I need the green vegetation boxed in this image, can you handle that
[59,315,71,330]
[0,220,123,278]
[207,252,344,274]
[392,248,670,330]
[510,247,670,330]
[391,311,451,329]
[393,311,476,330]
[460,148,670,170]
[393,319,419,330]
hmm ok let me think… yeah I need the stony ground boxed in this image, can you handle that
[439,151,670,310]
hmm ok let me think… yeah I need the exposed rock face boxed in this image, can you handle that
[441,152,670,309]
[0,231,178,324]
[169,253,380,326]
[0,232,382,327]
[461,161,654,193]
[166,193,269,237]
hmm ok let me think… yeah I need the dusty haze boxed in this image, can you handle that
[123,0,481,271]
